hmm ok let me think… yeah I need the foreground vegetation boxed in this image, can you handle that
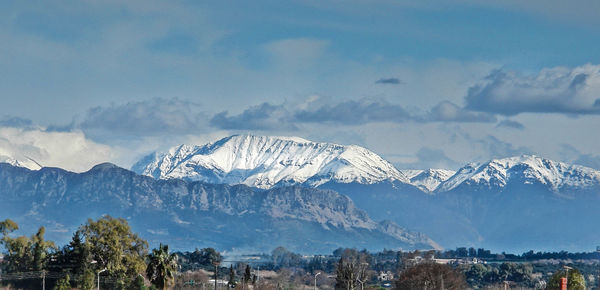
[0,217,597,289]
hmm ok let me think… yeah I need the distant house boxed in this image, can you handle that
[406,256,424,266]
[434,257,485,265]
[433,258,454,264]
[377,271,394,281]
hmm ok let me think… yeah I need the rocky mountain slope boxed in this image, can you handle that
[134,136,600,195]
[132,135,408,189]
[131,136,600,251]
[401,169,456,193]
[436,155,600,194]
[0,162,437,253]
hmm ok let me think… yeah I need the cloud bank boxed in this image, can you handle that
[209,98,497,130]
[210,103,297,131]
[0,127,113,172]
[426,101,497,123]
[466,64,600,116]
[81,97,206,136]
[293,99,412,125]
[0,116,35,129]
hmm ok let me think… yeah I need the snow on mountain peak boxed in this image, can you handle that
[132,134,408,188]
[437,155,600,192]
[400,169,456,192]
[0,155,42,171]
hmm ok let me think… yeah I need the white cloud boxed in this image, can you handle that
[466,64,600,115]
[80,97,207,137]
[0,127,113,172]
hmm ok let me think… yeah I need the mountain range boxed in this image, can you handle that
[132,135,600,193]
[0,162,437,253]
[132,135,600,252]
[2,134,600,252]
[132,135,406,189]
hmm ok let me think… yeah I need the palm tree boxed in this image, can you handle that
[146,243,178,290]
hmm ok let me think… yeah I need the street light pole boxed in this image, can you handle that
[564,266,572,290]
[596,246,600,290]
[314,272,321,290]
[214,264,218,290]
[97,268,107,290]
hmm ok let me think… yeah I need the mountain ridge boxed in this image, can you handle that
[132,135,600,195]
[0,162,437,253]
[436,155,600,194]
[6,135,600,251]
[132,134,408,189]
[127,135,600,252]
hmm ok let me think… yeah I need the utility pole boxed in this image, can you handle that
[214,264,218,290]
[42,270,45,290]
[596,246,600,290]
[564,265,572,290]
[314,272,321,290]
[97,268,107,290]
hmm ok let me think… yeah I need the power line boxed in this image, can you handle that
[0,270,122,284]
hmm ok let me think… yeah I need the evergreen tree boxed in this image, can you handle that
[0,222,56,272]
[228,265,237,288]
[0,220,57,289]
[133,274,149,290]
[64,231,95,289]
[198,248,222,290]
[146,243,178,290]
[80,216,148,289]
[547,268,586,290]
[244,264,252,285]
[54,274,71,290]
[0,219,18,236]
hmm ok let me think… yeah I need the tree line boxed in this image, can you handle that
[0,216,188,289]
[1,217,594,290]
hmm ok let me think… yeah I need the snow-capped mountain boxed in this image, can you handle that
[129,136,600,251]
[401,169,456,192]
[133,135,600,195]
[0,155,42,171]
[0,162,437,252]
[132,135,408,189]
[436,155,600,193]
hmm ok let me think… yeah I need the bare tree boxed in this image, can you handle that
[335,256,370,290]
[394,263,467,290]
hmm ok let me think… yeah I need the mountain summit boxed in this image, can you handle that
[436,155,600,193]
[132,135,407,188]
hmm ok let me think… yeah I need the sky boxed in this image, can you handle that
[1,0,600,172]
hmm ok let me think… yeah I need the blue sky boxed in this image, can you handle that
[1,0,599,171]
